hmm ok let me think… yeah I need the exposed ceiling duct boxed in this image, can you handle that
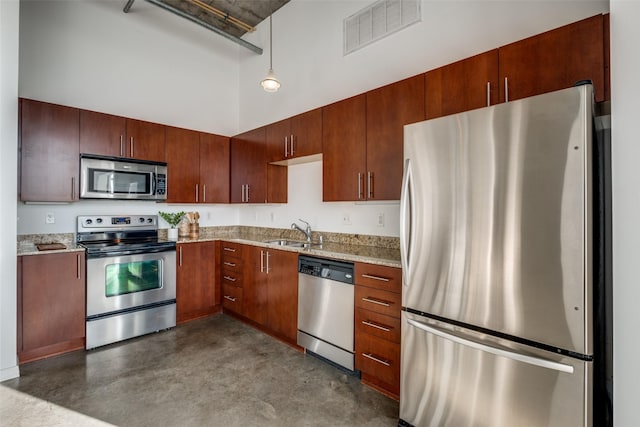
[123,0,290,54]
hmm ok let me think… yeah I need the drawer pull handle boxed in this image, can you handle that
[362,320,392,332]
[224,261,236,267]
[223,295,237,302]
[361,274,390,282]
[362,297,391,307]
[223,247,236,252]
[362,353,391,367]
[223,276,237,282]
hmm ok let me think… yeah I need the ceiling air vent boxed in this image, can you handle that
[344,0,421,55]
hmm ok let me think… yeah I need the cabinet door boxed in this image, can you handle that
[266,118,291,162]
[425,49,499,119]
[267,164,287,203]
[499,14,605,102]
[20,99,80,202]
[176,241,217,323]
[20,252,85,357]
[290,108,322,159]
[266,249,298,342]
[244,246,268,325]
[200,133,230,203]
[165,127,200,203]
[366,75,425,200]
[125,118,166,162]
[322,94,367,201]
[230,127,266,203]
[79,110,126,157]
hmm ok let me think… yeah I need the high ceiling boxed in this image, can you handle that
[125,0,290,53]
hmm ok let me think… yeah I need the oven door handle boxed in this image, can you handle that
[86,246,176,258]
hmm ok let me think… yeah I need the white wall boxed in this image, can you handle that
[0,0,20,381]
[239,161,400,237]
[238,0,609,131]
[19,0,240,135]
[610,2,640,425]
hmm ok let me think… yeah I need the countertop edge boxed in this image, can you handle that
[17,236,401,269]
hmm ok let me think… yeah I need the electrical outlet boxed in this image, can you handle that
[342,213,351,225]
[45,213,55,224]
[377,213,385,227]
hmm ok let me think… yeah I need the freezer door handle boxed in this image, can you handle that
[400,158,413,287]
[406,318,575,374]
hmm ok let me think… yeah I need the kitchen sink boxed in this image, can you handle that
[263,239,320,249]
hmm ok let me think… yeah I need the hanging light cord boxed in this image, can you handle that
[269,13,273,70]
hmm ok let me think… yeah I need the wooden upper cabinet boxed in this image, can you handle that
[322,94,367,202]
[165,129,230,204]
[499,14,605,103]
[165,126,200,203]
[19,98,80,202]
[125,118,166,162]
[266,108,322,163]
[79,110,126,157]
[425,50,499,119]
[79,110,165,161]
[230,127,267,203]
[200,133,230,203]
[266,118,291,162]
[367,75,426,200]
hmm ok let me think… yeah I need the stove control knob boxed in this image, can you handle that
[86,219,93,225]
[147,218,153,223]
[139,217,145,223]
[96,218,103,224]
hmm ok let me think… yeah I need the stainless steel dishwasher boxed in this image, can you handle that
[297,255,355,371]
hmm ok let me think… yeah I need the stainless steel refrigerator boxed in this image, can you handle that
[399,84,611,426]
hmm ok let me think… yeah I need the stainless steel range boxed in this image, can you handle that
[77,215,177,349]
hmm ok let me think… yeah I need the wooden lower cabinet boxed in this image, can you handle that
[221,242,298,345]
[354,262,402,399]
[176,241,220,323]
[264,249,298,342]
[220,241,248,317]
[18,252,86,364]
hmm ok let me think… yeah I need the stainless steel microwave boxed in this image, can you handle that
[80,154,167,200]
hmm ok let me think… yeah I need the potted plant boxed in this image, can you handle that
[158,211,185,240]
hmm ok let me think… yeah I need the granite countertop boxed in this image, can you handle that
[17,226,401,268]
[174,227,401,268]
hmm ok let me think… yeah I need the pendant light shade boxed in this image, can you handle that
[261,13,280,92]
[261,68,281,92]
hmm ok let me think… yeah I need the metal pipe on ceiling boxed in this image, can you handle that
[188,0,255,33]
[123,0,263,55]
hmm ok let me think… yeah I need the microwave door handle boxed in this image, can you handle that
[151,172,156,196]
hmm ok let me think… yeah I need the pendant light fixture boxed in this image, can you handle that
[260,12,281,92]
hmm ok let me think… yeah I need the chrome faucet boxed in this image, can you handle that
[291,219,312,242]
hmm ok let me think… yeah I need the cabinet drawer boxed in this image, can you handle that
[221,241,244,258]
[222,284,243,313]
[221,258,243,273]
[222,271,243,287]
[355,263,402,293]
[355,286,401,318]
[356,308,401,344]
[355,332,400,394]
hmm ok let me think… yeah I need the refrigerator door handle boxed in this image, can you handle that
[406,318,575,374]
[400,158,413,286]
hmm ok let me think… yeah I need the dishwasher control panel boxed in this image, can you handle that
[298,255,354,285]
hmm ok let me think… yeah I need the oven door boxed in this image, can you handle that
[86,250,176,318]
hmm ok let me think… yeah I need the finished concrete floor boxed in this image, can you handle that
[2,314,399,426]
